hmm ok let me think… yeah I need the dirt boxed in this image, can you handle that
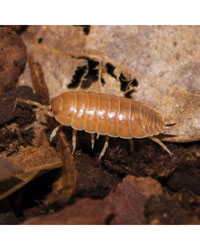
[1,25,200,225]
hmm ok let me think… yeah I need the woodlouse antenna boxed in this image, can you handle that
[15,98,53,117]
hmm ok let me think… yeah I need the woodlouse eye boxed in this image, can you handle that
[52,109,59,115]
[49,107,58,115]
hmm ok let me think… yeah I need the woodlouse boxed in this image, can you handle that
[17,90,173,158]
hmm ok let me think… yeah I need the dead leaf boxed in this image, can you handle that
[22,198,112,225]
[0,146,62,200]
[19,25,200,143]
[0,158,22,182]
[82,26,200,143]
[45,130,77,205]
[28,56,50,105]
[19,26,88,99]
[11,145,62,175]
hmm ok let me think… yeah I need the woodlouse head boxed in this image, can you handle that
[50,96,62,116]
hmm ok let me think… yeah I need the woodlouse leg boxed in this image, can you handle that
[91,134,95,149]
[72,129,77,154]
[129,139,134,153]
[149,136,172,156]
[50,125,62,142]
[99,136,109,160]
[96,133,100,139]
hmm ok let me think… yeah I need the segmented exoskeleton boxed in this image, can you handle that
[49,91,172,158]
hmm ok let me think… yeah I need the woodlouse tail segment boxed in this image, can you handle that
[149,136,172,156]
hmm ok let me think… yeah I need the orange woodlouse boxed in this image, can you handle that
[17,91,173,159]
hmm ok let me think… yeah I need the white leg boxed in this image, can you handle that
[99,136,109,160]
[96,133,100,139]
[149,136,172,156]
[50,125,62,142]
[91,133,95,149]
[72,129,77,154]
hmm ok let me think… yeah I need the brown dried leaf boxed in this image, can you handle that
[28,56,50,105]
[0,158,22,182]
[45,130,77,205]
[30,122,50,147]
[0,146,62,200]
[11,145,62,175]
[83,26,200,142]
[22,198,112,225]
[0,171,38,201]
[19,25,200,143]
[19,26,88,99]
[105,175,163,225]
